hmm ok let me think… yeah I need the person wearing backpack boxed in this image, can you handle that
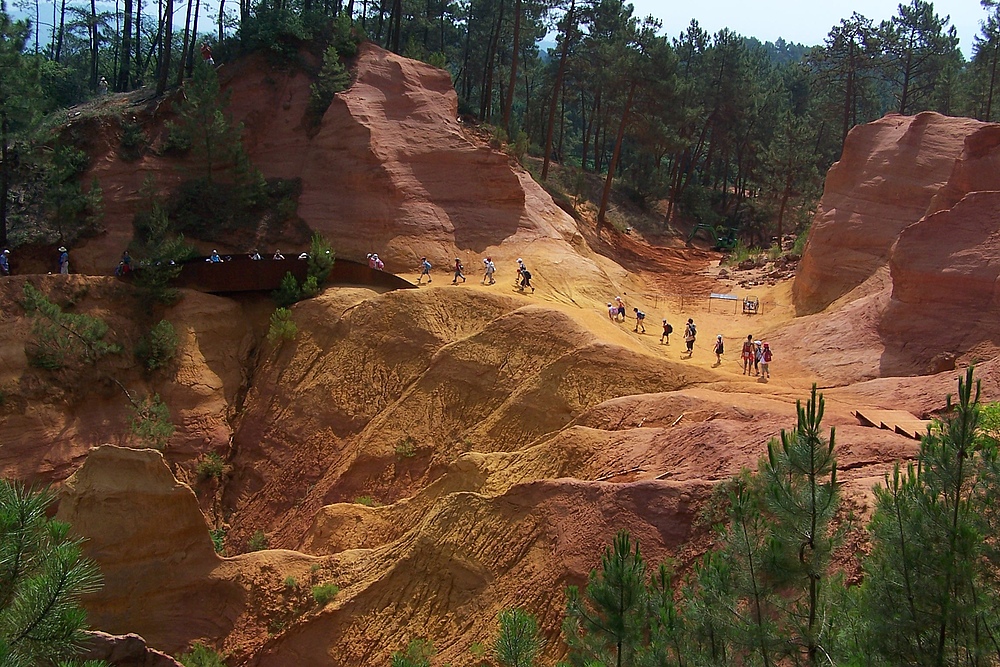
[714,334,724,366]
[684,318,697,355]
[519,266,534,292]
[418,257,432,284]
[452,258,466,284]
[633,307,646,333]
[660,319,672,344]
[760,342,773,380]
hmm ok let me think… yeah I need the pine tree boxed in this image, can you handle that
[860,366,1000,666]
[761,384,839,665]
[494,608,544,667]
[563,530,648,667]
[0,481,103,667]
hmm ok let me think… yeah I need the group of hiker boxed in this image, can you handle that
[0,247,69,276]
[608,295,774,379]
[416,256,533,292]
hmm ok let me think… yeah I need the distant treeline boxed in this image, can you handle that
[1,0,997,243]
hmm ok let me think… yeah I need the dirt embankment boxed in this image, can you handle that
[14,42,1000,667]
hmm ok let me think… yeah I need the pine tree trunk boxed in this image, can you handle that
[119,0,133,90]
[156,0,173,94]
[597,82,636,233]
[89,0,99,89]
[55,0,66,62]
[187,0,202,78]
[501,0,521,136]
[542,0,573,181]
[0,111,9,248]
[176,0,193,85]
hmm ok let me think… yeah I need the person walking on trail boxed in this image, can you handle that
[741,335,755,375]
[633,307,646,333]
[607,303,618,322]
[515,258,525,288]
[417,257,432,284]
[58,246,69,274]
[374,254,384,271]
[752,340,763,376]
[614,296,626,322]
[482,257,496,284]
[452,258,466,284]
[0,249,10,276]
[368,253,377,269]
[760,342,772,380]
[683,318,696,355]
[660,319,672,344]
[714,334,724,366]
[519,266,534,292]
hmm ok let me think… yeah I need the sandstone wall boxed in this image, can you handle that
[792,112,984,315]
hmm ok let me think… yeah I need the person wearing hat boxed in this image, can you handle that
[0,249,9,276]
[683,318,697,355]
[209,249,223,263]
[58,247,69,274]
[714,334,724,366]
[418,256,432,284]
[760,342,772,380]
[752,340,763,376]
[374,254,384,271]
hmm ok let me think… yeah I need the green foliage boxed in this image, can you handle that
[354,496,379,507]
[136,320,178,372]
[247,530,269,552]
[22,282,121,370]
[0,481,103,667]
[307,232,335,284]
[165,65,250,184]
[791,227,810,257]
[390,638,434,667]
[511,131,529,163]
[284,576,297,589]
[210,527,227,556]
[267,307,298,342]
[130,192,196,305]
[494,608,543,667]
[272,273,302,308]
[178,642,226,667]
[310,45,352,115]
[312,582,339,606]
[119,119,148,162]
[395,436,417,459]
[563,530,649,666]
[857,366,1000,666]
[300,275,320,299]
[128,393,175,450]
[196,452,226,480]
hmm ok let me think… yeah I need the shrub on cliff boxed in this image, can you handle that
[22,282,121,370]
[310,45,351,116]
[0,482,102,666]
[135,319,178,372]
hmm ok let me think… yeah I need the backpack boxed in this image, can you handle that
[763,348,772,362]
[689,323,696,337]
[522,270,531,280]
[423,260,432,270]
[666,323,673,334]
[636,310,645,320]
[715,340,724,354]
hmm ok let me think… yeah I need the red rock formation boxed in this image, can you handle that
[793,112,984,315]
[881,190,1000,375]
[56,446,242,652]
[80,631,185,667]
[79,43,597,288]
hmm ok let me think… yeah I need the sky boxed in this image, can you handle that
[629,0,985,58]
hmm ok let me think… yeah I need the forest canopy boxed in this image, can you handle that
[1,0,998,247]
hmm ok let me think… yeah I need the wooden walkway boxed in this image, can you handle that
[853,408,931,440]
